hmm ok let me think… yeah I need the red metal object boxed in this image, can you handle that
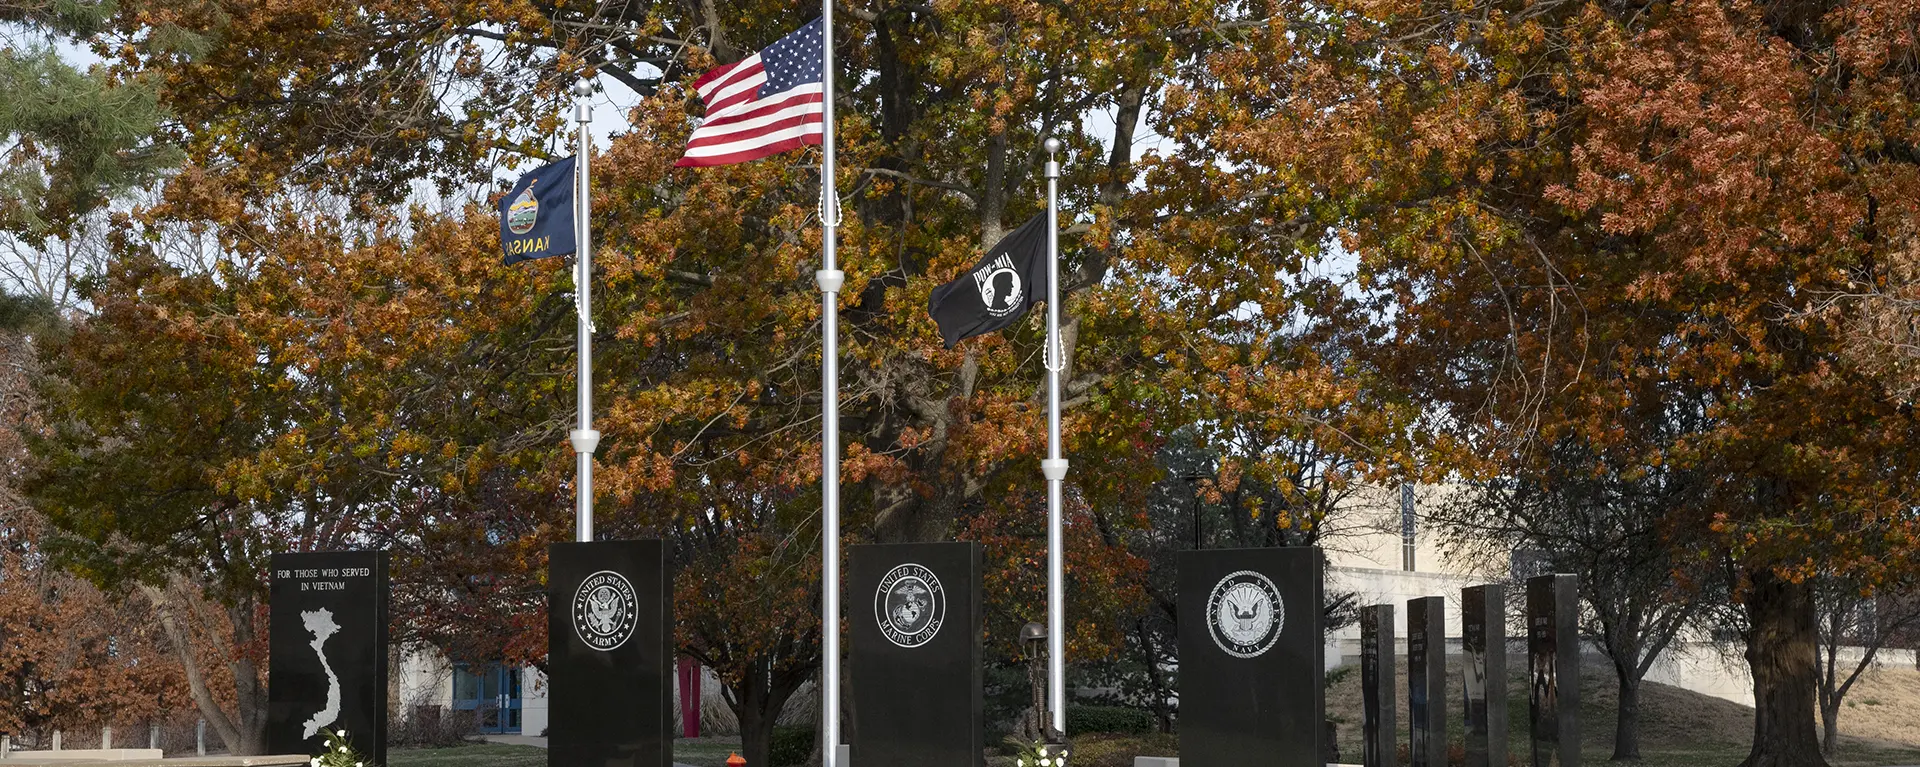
[727,753,747,767]
[677,657,702,738]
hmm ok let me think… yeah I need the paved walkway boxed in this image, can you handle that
[478,735,547,749]
[0,756,304,766]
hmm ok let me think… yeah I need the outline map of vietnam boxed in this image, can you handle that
[300,608,343,739]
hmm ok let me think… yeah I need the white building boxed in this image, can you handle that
[394,652,550,737]
[1320,483,1775,706]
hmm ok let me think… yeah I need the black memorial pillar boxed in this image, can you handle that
[268,551,389,764]
[1360,603,1396,767]
[1527,573,1580,767]
[1179,547,1325,767]
[1408,596,1446,767]
[1462,584,1509,767]
[548,540,672,767]
[849,542,983,767]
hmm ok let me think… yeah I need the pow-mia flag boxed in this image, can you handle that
[499,156,578,265]
[928,213,1050,347]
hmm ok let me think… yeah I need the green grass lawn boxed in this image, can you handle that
[382,728,1920,767]
[1319,662,1920,767]
[1586,743,1920,767]
[386,738,751,767]
[672,736,748,767]
[387,743,548,767]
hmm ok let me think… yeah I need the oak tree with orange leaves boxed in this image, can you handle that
[0,547,188,748]
[50,0,1920,766]
[1174,0,1920,764]
[58,0,1416,764]
[29,191,555,753]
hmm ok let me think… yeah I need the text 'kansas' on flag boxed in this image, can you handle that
[676,18,825,167]
[499,155,578,265]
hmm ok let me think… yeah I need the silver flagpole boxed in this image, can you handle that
[1041,137,1068,741]
[570,79,600,543]
[816,6,845,767]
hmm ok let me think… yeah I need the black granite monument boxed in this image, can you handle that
[1408,595,1447,767]
[849,542,983,767]
[1179,547,1325,766]
[1528,573,1580,767]
[1462,584,1509,767]
[548,540,672,767]
[1360,603,1396,767]
[268,551,389,764]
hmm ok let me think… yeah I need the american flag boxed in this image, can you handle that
[676,19,826,167]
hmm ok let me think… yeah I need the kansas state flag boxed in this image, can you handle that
[500,156,578,265]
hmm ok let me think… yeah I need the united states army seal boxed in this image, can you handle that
[1208,570,1284,658]
[874,563,945,648]
[573,570,638,652]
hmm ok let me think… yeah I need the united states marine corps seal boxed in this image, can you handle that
[1208,570,1284,658]
[573,570,638,652]
[874,563,945,648]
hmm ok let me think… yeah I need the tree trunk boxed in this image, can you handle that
[1820,700,1840,758]
[1133,619,1174,734]
[728,659,803,767]
[1738,569,1829,767]
[1612,674,1641,761]
[143,582,269,755]
[740,701,773,767]
[225,599,268,755]
[142,583,246,754]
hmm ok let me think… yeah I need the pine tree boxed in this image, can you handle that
[0,0,179,242]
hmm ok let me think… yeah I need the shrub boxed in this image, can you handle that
[769,725,814,767]
[1066,705,1155,736]
[388,705,477,748]
[700,697,740,736]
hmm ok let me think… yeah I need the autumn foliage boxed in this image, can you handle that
[1179,0,1920,763]
[6,0,1920,764]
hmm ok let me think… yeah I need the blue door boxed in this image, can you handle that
[452,663,523,734]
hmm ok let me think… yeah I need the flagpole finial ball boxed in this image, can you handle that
[1044,138,1063,154]
[573,79,594,98]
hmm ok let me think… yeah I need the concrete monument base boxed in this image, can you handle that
[0,753,307,766]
